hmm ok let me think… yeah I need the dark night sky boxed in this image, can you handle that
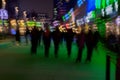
[19,0,53,19]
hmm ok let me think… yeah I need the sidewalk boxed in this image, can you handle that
[0,38,13,49]
[0,41,116,80]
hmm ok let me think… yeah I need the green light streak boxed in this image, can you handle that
[26,21,35,27]
[102,0,106,8]
[95,0,101,9]
[114,0,117,2]
[106,0,109,6]
[92,11,96,18]
[62,16,65,21]
[109,0,115,4]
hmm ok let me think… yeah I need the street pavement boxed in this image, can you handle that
[0,40,116,80]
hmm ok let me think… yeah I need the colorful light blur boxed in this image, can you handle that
[116,16,120,26]
[77,0,84,7]
[10,19,17,28]
[0,9,8,19]
[62,8,73,21]
[18,20,25,27]
[36,22,42,27]
[87,0,95,13]
[95,0,101,9]
[102,0,106,8]
[26,21,36,27]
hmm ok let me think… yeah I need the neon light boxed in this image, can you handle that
[26,21,35,27]
[10,20,17,27]
[86,11,96,23]
[69,8,73,14]
[36,22,42,27]
[106,0,109,6]
[76,18,85,26]
[4,20,8,26]
[109,0,115,4]
[87,11,95,19]
[77,0,83,7]
[62,8,73,21]
[64,14,69,20]
[102,0,106,8]
[0,9,8,19]
[66,23,69,29]
[87,0,95,13]
[0,20,2,25]
[95,0,101,9]
[62,16,65,21]
[53,20,60,27]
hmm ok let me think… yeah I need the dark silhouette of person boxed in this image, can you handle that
[106,31,117,51]
[15,27,20,45]
[37,27,43,46]
[30,26,39,54]
[25,27,30,45]
[42,23,51,58]
[65,28,74,58]
[60,29,66,45]
[92,29,100,52]
[52,26,61,58]
[85,28,94,62]
[76,27,85,63]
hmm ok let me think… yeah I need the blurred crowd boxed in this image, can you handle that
[14,22,101,63]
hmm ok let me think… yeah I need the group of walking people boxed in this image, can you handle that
[15,22,100,63]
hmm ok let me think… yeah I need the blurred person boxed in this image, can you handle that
[15,27,21,46]
[52,26,61,58]
[75,26,85,63]
[37,27,43,46]
[92,26,100,53]
[85,27,94,63]
[30,26,39,54]
[65,28,74,58]
[59,25,66,46]
[42,23,51,58]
